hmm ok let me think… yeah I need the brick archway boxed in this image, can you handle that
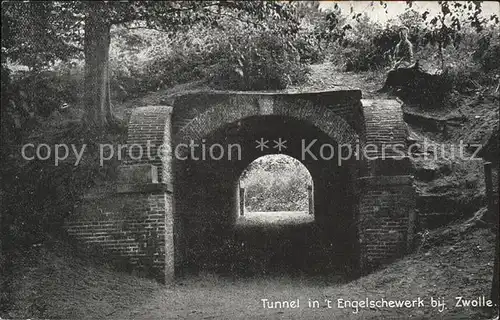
[175,95,359,147]
[173,104,362,275]
[65,90,416,283]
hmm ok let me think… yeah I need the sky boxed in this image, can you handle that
[319,1,500,24]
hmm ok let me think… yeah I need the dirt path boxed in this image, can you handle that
[7,222,494,320]
[109,226,494,320]
[289,63,387,99]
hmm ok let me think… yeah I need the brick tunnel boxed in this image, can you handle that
[175,114,360,276]
[65,90,417,283]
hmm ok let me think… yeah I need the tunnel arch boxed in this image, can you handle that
[65,91,416,283]
[174,95,360,148]
[173,110,362,273]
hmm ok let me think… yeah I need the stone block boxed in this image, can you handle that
[117,164,158,185]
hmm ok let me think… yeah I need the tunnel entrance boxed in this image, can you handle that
[175,114,360,277]
[66,92,417,283]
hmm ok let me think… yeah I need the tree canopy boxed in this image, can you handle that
[2,1,300,128]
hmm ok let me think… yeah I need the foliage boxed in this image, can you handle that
[1,122,123,247]
[318,8,350,48]
[2,1,301,128]
[109,14,310,93]
[473,27,500,72]
[207,28,310,90]
[410,1,499,69]
[341,15,400,71]
[1,2,82,70]
[325,1,500,77]
[10,67,83,117]
[240,155,312,212]
[2,1,300,70]
[296,2,348,63]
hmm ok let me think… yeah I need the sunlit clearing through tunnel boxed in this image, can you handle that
[237,154,314,226]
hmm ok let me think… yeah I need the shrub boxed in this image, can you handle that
[1,122,124,250]
[108,27,163,101]
[339,19,395,72]
[108,21,311,94]
[288,32,326,64]
[142,38,213,90]
[240,155,312,212]
[207,30,310,91]
[433,28,500,92]
[340,20,423,72]
[9,65,83,117]
[474,30,500,73]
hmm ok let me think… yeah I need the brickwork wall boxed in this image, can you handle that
[172,92,364,271]
[174,93,361,147]
[362,99,411,176]
[65,191,170,281]
[174,93,416,275]
[172,90,362,134]
[362,99,408,156]
[358,100,416,270]
[65,106,175,282]
[125,106,172,183]
[357,176,416,271]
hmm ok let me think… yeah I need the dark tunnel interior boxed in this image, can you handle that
[174,115,361,277]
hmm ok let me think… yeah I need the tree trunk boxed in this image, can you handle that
[438,41,444,70]
[84,3,112,129]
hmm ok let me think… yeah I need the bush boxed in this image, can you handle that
[432,28,500,92]
[474,30,500,73]
[293,33,326,64]
[1,126,121,242]
[1,66,122,249]
[9,65,83,117]
[342,44,388,72]
[141,35,214,90]
[108,28,162,101]
[108,22,311,95]
[207,30,310,90]
[340,21,419,72]
[241,155,312,212]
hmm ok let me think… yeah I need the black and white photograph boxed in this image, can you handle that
[1,1,499,319]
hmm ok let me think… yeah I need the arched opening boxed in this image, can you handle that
[174,114,360,277]
[101,93,415,282]
[237,154,314,225]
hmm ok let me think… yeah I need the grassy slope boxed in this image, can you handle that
[109,215,495,320]
[4,241,161,319]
